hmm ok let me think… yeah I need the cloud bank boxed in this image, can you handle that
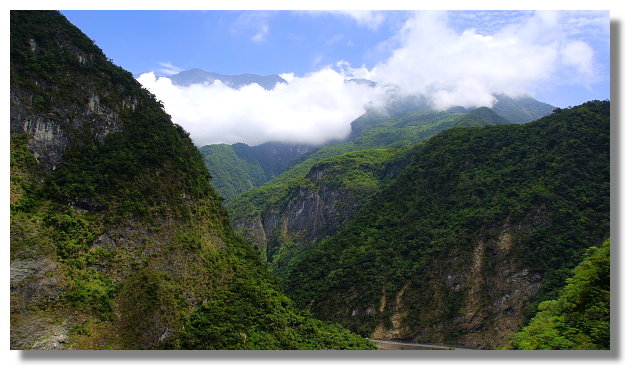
[137,68,385,147]
[138,10,607,146]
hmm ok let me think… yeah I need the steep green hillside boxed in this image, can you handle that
[199,143,267,200]
[10,10,373,350]
[285,101,610,349]
[506,239,610,350]
[266,148,410,278]
[200,142,315,201]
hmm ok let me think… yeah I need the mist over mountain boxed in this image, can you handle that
[198,93,554,202]
[136,11,602,148]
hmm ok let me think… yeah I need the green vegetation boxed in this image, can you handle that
[9,10,605,350]
[311,148,402,191]
[226,106,516,285]
[226,142,359,221]
[175,278,375,349]
[199,143,267,200]
[10,133,42,210]
[269,148,409,277]
[228,107,508,223]
[44,101,215,222]
[285,101,609,342]
[200,142,316,201]
[10,10,141,113]
[506,239,610,350]
[10,10,373,350]
[490,94,556,124]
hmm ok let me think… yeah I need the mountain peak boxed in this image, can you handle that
[492,94,556,123]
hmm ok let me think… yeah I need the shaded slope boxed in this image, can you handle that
[492,94,556,124]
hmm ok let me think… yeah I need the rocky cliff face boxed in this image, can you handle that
[368,221,545,349]
[10,13,141,171]
[235,163,366,254]
[232,148,406,263]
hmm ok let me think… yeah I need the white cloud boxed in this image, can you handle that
[137,69,385,146]
[138,11,607,146]
[300,10,387,30]
[368,11,604,110]
[233,11,273,43]
[561,40,595,77]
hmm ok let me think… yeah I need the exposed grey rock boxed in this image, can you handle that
[10,256,62,310]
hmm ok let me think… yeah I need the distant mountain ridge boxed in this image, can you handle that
[200,94,554,202]
[366,93,555,125]
[168,68,287,90]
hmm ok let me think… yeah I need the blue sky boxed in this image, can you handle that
[60,11,408,77]
[61,10,610,107]
[59,10,610,146]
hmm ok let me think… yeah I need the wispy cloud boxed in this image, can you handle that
[334,10,386,30]
[303,10,387,30]
[251,24,269,43]
[157,62,183,76]
[232,11,273,43]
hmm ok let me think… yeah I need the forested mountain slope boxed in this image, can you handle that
[490,94,557,124]
[10,10,373,350]
[285,101,610,349]
[201,90,552,203]
[228,106,514,263]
